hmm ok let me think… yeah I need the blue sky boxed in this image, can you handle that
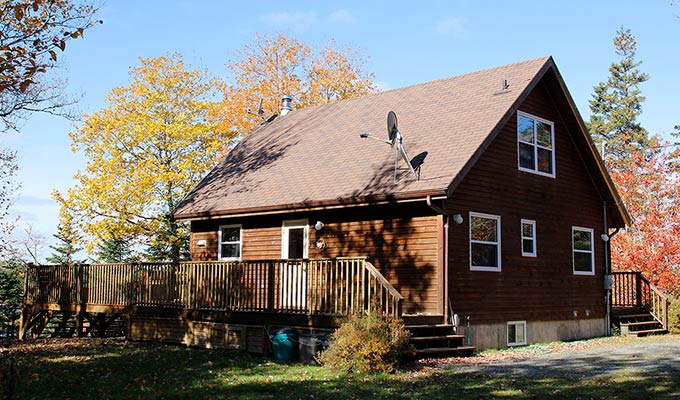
[5,0,679,259]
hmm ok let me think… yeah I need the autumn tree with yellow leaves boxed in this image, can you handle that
[58,35,375,261]
[211,34,376,141]
[55,54,225,262]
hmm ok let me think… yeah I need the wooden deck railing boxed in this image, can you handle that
[24,258,403,318]
[611,271,670,329]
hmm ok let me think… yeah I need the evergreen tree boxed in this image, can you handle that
[145,214,189,262]
[95,233,138,263]
[46,212,82,265]
[589,27,651,160]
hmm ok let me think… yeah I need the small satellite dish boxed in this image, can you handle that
[358,111,418,182]
[387,111,398,145]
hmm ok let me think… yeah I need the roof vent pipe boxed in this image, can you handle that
[280,95,293,116]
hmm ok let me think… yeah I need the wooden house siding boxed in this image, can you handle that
[190,205,441,315]
[446,79,606,325]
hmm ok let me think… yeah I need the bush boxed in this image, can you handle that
[317,312,413,374]
[669,298,680,334]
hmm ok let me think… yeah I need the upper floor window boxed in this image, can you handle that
[517,111,555,177]
[572,227,594,275]
[219,224,242,260]
[470,212,501,271]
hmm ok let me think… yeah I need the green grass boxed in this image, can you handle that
[1,337,679,399]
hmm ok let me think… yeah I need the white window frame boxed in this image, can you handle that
[469,212,502,272]
[281,219,309,259]
[218,224,242,261]
[507,320,527,346]
[521,219,537,257]
[572,226,595,276]
[517,111,556,178]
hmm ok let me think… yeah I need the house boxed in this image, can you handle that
[172,56,630,350]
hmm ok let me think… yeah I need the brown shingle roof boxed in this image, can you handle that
[173,56,629,226]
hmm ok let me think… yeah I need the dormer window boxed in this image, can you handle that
[517,111,555,177]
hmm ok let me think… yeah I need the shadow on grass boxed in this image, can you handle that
[2,339,680,400]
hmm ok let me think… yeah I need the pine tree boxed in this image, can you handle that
[95,233,138,264]
[46,213,82,265]
[589,27,651,160]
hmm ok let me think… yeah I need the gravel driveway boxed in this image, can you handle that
[441,335,680,379]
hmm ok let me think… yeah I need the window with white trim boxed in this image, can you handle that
[572,227,594,275]
[470,212,501,271]
[521,219,536,257]
[507,321,527,346]
[517,111,555,177]
[218,224,242,260]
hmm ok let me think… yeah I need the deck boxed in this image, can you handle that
[19,257,403,349]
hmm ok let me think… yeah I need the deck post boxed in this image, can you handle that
[267,261,275,312]
[19,263,31,339]
[635,272,642,308]
[76,265,87,337]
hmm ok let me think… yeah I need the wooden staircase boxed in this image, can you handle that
[611,272,670,337]
[614,308,668,337]
[404,315,475,357]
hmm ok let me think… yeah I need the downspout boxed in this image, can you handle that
[427,195,449,325]
[603,202,621,336]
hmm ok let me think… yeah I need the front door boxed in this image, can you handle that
[281,220,308,309]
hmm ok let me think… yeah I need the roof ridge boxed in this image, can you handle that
[278,56,552,120]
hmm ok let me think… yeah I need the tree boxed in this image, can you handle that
[0,150,18,256]
[94,232,138,263]
[210,34,376,140]
[0,0,101,131]
[610,143,680,298]
[45,209,82,264]
[56,54,225,262]
[589,27,651,161]
[0,256,25,338]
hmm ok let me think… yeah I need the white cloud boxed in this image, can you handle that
[328,9,355,24]
[260,11,318,28]
[434,16,466,36]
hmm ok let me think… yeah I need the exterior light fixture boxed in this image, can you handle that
[196,239,207,247]
[315,221,324,231]
[453,214,464,225]
[600,234,610,242]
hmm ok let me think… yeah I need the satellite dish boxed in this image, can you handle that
[358,111,418,182]
[387,111,398,145]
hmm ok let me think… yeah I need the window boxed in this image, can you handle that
[572,227,594,275]
[507,321,527,346]
[470,212,501,271]
[521,219,536,257]
[517,111,555,177]
[218,224,242,260]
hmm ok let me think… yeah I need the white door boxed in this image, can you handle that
[281,220,308,308]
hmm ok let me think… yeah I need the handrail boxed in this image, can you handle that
[22,257,404,319]
[611,271,670,330]
[364,261,403,301]
[364,261,404,318]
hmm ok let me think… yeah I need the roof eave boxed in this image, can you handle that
[173,189,448,221]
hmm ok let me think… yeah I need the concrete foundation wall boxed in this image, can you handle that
[470,318,607,349]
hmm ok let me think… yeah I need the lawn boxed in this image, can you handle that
[1,336,679,399]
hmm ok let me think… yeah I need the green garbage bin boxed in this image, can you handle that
[298,334,324,364]
[271,328,298,361]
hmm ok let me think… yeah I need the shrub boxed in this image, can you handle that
[317,312,412,374]
[669,298,680,334]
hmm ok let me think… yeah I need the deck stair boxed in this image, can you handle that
[617,311,667,337]
[405,321,475,357]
